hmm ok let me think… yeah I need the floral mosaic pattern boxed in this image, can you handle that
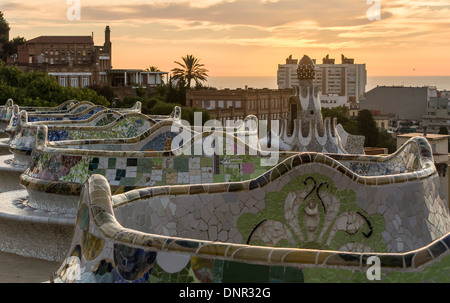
[51,172,450,283]
[29,153,83,182]
[239,174,386,252]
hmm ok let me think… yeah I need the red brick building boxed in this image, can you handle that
[15,26,112,88]
[186,87,294,124]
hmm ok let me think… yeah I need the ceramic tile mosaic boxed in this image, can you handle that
[21,129,270,197]
[9,111,155,160]
[20,126,450,253]
[3,97,450,283]
[3,102,92,139]
[51,160,450,283]
[0,99,80,124]
[5,101,142,137]
[6,101,94,129]
[339,143,420,176]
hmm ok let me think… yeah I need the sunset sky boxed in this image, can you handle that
[2,0,450,77]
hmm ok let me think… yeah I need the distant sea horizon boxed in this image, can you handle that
[205,76,450,92]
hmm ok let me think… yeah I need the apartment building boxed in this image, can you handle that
[422,93,450,133]
[277,54,367,103]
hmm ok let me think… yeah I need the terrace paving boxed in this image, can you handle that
[0,251,58,283]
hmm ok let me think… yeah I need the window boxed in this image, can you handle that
[59,77,68,87]
[218,100,224,108]
[227,101,233,108]
[82,77,90,88]
[209,100,216,109]
[235,101,241,108]
[71,77,79,88]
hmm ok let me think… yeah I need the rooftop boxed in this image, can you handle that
[397,133,450,141]
[26,36,94,44]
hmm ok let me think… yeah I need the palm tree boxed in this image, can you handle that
[171,54,209,88]
[145,65,165,83]
[145,66,160,72]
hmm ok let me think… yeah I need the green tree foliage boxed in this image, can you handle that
[171,54,209,89]
[88,85,115,102]
[322,107,396,153]
[0,62,109,106]
[146,66,160,72]
[2,36,26,59]
[357,109,396,153]
[0,11,9,39]
[321,106,360,135]
[357,109,378,147]
[438,126,449,135]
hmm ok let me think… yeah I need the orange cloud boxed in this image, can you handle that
[2,0,449,77]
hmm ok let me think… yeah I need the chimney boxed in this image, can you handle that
[104,26,111,49]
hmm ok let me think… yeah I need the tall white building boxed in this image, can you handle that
[277,54,367,103]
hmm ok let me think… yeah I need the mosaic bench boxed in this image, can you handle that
[20,121,449,254]
[0,99,79,115]
[0,106,122,154]
[0,102,143,193]
[8,110,156,167]
[51,139,450,282]
[1,102,175,171]
[17,117,267,215]
[5,101,141,134]
[0,102,96,155]
[3,101,96,139]
[0,113,259,261]
[0,99,80,130]
[2,101,141,151]
[0,106,184,261]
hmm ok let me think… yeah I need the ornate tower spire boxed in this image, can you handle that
[294,55,323,137]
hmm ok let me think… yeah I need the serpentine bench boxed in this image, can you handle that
[8,110,156,167]
[0,110,259,261]
[0,102,143,191]
[0,99,80,131]
[0,101,91,154]
[50,135,450,282]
